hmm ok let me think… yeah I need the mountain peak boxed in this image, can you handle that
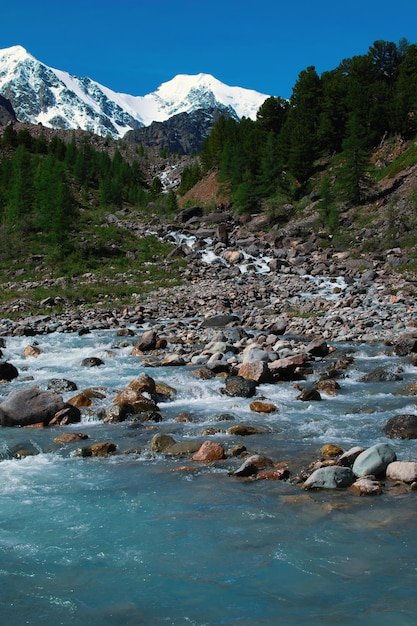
[1,45,32,61]
[0,45,269,139]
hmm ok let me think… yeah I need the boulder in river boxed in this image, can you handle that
[303,466,354,489]
[352,443,397,478]
[0,386,74,427]
[0,361,18,381]
[191,441,226,462]
[386,461,417,483]
[383,414,417,439]
[221,376,257,398]
[359,366,402,383]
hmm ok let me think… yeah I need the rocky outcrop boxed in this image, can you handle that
[0,96,17,125]
[124,107,236,154]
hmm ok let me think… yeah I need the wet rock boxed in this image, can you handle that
[249,400,278,413]
[149,433,176,452]
[351,476,383,496]
[231,454,274,477]
[132,329,157,353]
[383,414,417,439]
[306,337,330,357]
[116,328,135,337]
[191,441,226,462]
[0,386,67,427]
[256,466,290,480]
[165,440,203,456]
[161,354,186,366]
[0,361,18,381]
[47,378,78,392]
[49,405,81,425]
[221,376,257,398]
[228,424,266,436]
[303,466,354,489]
[175,411,194,423]
[231,460,259,477]
[352,443,397,478]
[296,388,322,401]
[11,441,42,458]
[67,392,93,408]
[393,334,417,356]
[113,383,158,416]
[104,404,130,423]
[228,444,247,457]
[237,361,273,384]
[54,432,89,444]
[126,373,157,397]
[81,357,104,367]
[193,367,215,380]
[359,366,402,383]
[23,344,41,358]
[268,353,309,380]
[79,442,117,457]
[138,411,162,422]
[337,446,365,467]
[386,461,417,483]
[315,380,340,395]
[321,444,344,457]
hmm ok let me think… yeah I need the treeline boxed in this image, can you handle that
[0,125,147,259]
[200,39,417,212]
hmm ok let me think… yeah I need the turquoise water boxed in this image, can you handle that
[1,331,417,625]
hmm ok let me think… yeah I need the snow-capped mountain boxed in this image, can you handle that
[0,45,269,139]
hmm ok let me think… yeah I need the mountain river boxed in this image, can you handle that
[1,324,417,625]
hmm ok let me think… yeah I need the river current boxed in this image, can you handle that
[1,328,417,625]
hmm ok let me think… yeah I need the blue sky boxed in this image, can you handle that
[2,0,416,98]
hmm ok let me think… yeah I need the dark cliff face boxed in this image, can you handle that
[0,94,17,125]
[124,106,237,155]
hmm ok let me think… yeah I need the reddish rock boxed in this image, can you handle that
[113,387,158,413]
[54,432,89,444]
[125,373,156,396]
[249,400,278,413]
[228,424,266,436]
[268,353,309,379]
[256,467,290,480]
[80,442,117,457]
[237,361,273,384]
[191,441,226,462]
[67,393,92,408]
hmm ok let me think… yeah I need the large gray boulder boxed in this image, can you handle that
[352,443,397,478]
[0,386,76,427]
[303,466,354,489]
